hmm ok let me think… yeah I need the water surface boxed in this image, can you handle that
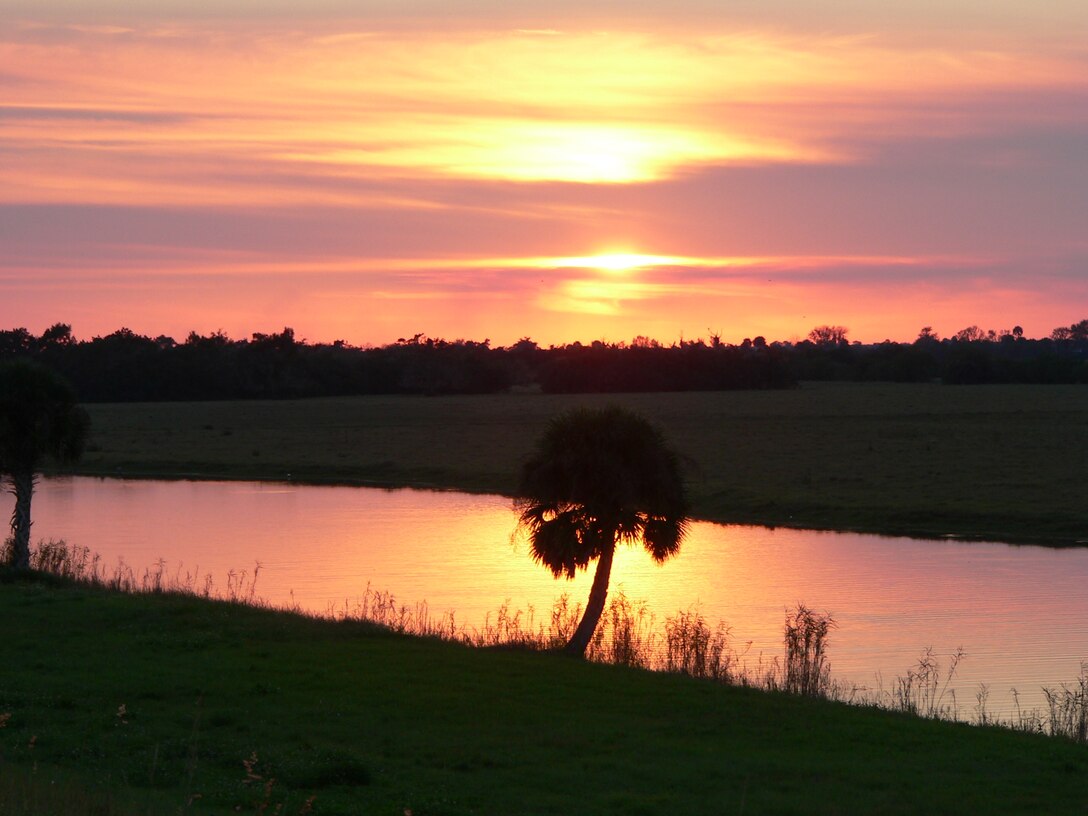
[12,477,1088,718]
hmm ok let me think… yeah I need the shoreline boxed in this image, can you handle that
[51,463,1087,549]
[57,385,1088,549]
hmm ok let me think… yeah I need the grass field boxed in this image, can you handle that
[66,382,1088,544]
[3,573,1088,815]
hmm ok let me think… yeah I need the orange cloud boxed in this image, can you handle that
[5,23,1084,205]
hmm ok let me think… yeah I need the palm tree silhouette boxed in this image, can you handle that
[516,406,688,657]
[0,361,89,570]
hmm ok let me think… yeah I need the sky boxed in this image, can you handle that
[2,1,1087,346]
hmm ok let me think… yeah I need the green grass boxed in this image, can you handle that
[2,575,1088,815]
[66,383,1088,544]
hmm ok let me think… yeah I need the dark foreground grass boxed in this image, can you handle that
[68,383,1088,544]
[2,575,1088,815]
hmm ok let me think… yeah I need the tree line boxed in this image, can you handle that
[0,320,1084,402]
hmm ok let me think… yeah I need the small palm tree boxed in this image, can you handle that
[515,406,689,657]
[0,361,89,570]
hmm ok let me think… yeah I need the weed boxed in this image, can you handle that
[663,607,736,682]
[782,604,835,697]
[596,593,656,669]
[1041,664,1088,743]
[889,646,966,720]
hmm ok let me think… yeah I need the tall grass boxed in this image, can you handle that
[2,536,262,604]
[887,646,966,720]
[7,537,1088,745]
[781,604,836,697]
[662,608,738,682]
[1042,667,1088,742]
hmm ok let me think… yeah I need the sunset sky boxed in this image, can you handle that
[3,1,1086,346]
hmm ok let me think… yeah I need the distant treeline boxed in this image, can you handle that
[1,321,1085,402]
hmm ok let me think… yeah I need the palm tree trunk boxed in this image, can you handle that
[9,471,34,570]
[8,470,34,570]
[564,543,616,657]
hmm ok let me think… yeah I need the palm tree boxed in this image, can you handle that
[0,361,89,570]
[515,406,688,657]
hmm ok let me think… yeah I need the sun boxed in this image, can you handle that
[551,253,686,273]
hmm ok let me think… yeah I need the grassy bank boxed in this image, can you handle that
[2,574,1088,815]
[67,383,1088,544]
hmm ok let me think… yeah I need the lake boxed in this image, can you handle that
[10,476,1088,718]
